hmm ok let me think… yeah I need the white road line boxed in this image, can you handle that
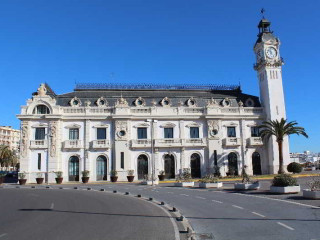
[50,203,54,210]
[167,192,173,194]
[0,233,7,238]
[212,200,223,204]
[232,192,320,209]
[196,196,206,200]
[251,212,266,218]
[180,194,189,197]
[277,222,295,231]
[232,205,244,209]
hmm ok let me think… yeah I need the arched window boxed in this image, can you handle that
[137,154,148,180]
[33,105,50,114]
[252,152,262,175]
[228,152,238,176]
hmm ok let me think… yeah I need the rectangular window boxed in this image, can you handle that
[190,127,199,138]
[38,153,41,170]
[227,127,236,137]
[35,128,45,140]
[137,128,147,139]
[214,150,218,166]
[251,127,260,137]
[69,128,79,140]
[121,152,124,169]
[97,128,106,140]
[164,128,173,139]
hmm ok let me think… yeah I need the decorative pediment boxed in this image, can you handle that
[65,124,81,129]
[187,97,197,107]
[186,122,201,128]
[96,97,108,107]
[37,84,47,96]
[161,97,171,107]
[69,97,81,107]
[221,98,231,107]
[92,124,109,128]
[134,97,146,107]
[238,100,244,107]
[160,122,176,128]
[223,122,238,127]
[31,123,48,128]
[133,122,150,128]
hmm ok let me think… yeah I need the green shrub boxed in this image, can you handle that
[55,171,63,178]
[127,170,134,176]
[82,170,90,177]
[272,174,298,187]
[18,172,26,179]
[110,170,118,176]
[199,174,219,183]
[287,162,302,173]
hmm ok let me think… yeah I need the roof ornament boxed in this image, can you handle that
[37,83,47,97]
[206,98,218,107]
[151,99,157,106]
[238,100,244,107]
[116,97,128,107]
[260,8,265,18]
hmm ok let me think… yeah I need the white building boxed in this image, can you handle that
[17,18,290,183]
[0,126,20,152]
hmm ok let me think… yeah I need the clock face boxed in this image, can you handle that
[265,47,277,59]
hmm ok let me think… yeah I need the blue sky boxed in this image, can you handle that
[0,0,319,153]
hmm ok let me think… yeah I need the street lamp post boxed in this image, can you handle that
[45,131,53,184]
[146,119,157,186]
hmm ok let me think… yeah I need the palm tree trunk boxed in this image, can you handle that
[278,140,284,174]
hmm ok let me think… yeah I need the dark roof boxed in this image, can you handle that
[54,84,261,108]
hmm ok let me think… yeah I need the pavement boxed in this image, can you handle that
[1,176,320,240]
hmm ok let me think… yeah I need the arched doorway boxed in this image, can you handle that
[252,152,262,175]
[137,154,148,180]
[228,153,238,176]
[164,154,175,179]
[190,153,201,178]
[96,155,107,180]
[69,156,79,181]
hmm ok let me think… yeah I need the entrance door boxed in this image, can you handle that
[69,156,79,181]
[96,155,107,180]
[228,153,238,175]
[137,155,148,180]
[164,154,175,179]
[190,153,201,178]
[252,152,262,175]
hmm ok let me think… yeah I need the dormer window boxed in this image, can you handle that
[33,105,50,114]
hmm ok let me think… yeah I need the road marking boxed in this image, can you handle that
[277,222,294,231]
[0,233,7,238]
[180,194,189,197]
[50,203,54,210]
[167,192,173,194]
[251,212,266,218]
[196,196,206,200]
[232,205,243,209]
[232,192,320,209]
[212,200,223,203]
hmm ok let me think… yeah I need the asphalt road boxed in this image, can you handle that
[32,179,319,240]
[0,188,178,240]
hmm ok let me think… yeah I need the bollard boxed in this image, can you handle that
[87,188,92,190]
[100,189,105,191]
[59,187,63,189]
[149,197,153,201]
[172,207,177,212]
[46,186,50,189]
[31,186,35,189]
[177,215,184,221]
[137,194,141,198]
[125,192,129,195]
[16,186,20,189]
[74,187,78,190]
[113,190,117,193]
[160,201,165,205]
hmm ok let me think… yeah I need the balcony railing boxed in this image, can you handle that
[64,140,82,149]
[223,137,242,146]
[131,139,151,148]
[30,140,48,149]
[183,138,207,147]
[155,138,182,147]
[248,137,263,146]
[91,140,110,149]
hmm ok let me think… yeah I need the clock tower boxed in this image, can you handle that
[254,18,290,173]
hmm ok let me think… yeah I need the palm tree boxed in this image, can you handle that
[0,145,14,170]
[259,118,308,174]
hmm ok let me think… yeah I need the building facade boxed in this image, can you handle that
[17,18,290,183]
[0,126,20,152]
